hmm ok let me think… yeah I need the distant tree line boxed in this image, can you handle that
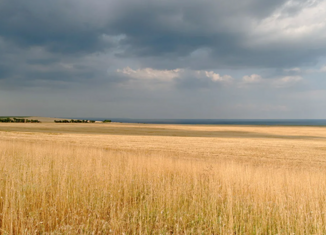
[54,119,96,123]
[54,119,112,123]
[0,118,41,123]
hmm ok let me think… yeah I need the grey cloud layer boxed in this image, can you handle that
[1,0,326,118]
[2,0,326,67]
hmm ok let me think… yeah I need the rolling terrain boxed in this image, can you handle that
[1,122,326,234]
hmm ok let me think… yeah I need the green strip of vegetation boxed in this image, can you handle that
[54,119,112,123]
[54,119,96,123]
[0,118,40,123]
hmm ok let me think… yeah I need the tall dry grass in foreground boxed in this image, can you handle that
[1,140,326,234]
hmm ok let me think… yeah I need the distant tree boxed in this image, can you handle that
[0,118,40,123]
[54,119,95,123]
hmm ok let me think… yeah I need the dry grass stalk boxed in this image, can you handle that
[1,139,326,234]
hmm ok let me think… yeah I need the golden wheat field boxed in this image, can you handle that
[1,122,326,234]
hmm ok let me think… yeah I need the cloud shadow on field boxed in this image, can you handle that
[0,124,325,140]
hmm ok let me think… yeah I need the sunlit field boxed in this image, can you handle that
[1,122,326,234]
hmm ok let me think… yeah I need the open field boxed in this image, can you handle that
[1,123,326,234]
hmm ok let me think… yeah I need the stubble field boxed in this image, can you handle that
[1,122,326,234]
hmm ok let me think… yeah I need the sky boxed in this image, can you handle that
[1,0,326,119]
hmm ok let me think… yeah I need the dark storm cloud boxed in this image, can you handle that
[0,0,104,54]
[110,0,282,52]
[105,0,325,69]
[1,0,326,90]
[0,38,126,91]
[1,0,321,58]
